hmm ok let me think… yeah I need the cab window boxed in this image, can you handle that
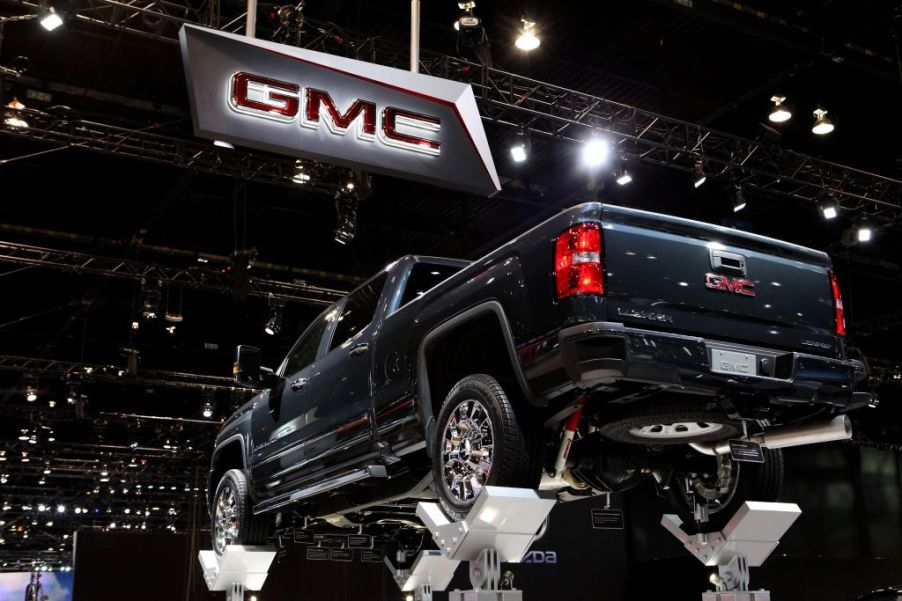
[329,273,387,351]
[282,307,334,376]
[399,263,462,307]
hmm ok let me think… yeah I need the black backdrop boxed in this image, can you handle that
[72,444,902,601]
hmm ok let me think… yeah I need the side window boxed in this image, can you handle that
[399,263,462,308]
[282,308,333,376]
[329,273,387,351]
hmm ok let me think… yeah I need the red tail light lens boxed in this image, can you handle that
[555,223,604,299]
[829,271,845,336]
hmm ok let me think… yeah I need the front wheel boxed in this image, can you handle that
[666,447,784,533]
[432,374,542,522]
[212,469,272,555]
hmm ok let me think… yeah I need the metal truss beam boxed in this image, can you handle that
[3,0,898,220]
[0,240,347,305]
[0,353,261,392]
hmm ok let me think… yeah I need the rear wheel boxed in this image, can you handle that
[432,374,542,521]
[666,447,784,533]
[212,469,272,555]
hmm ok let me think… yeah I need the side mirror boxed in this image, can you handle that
[233,345,262,385]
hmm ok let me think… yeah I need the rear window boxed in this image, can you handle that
[399,263,462,307]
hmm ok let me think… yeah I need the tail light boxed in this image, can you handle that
[829,271,845,336]
[555,223,604,299]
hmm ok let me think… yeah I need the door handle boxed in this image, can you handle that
[349,343,370,357]
[290,377,309,391]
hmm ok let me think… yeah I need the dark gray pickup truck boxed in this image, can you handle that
[208,202,870,554]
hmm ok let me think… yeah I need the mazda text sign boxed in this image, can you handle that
[179,25,500,196]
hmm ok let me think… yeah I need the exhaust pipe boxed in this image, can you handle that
[690,415,852,456]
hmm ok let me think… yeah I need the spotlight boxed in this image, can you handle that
[202,403,213,419]
[768,96,791,123]
[582,136,610,168]
[732,185,747,213]
[615,166,632,186]
[693,158,707,188]
[25,387,37,402]
[202,388,215,418]
[857,221,873,243]
[140,283,162,320]
[819,197,839,220]
[264,298,284,336]
[3,98,28,129]
[165,325,176,335]
[812,108,834,135]
[213,140,234,150]
[514,18,540,51]
[39,7,64,31]
[509,130,529,163]
[334,189,359,245]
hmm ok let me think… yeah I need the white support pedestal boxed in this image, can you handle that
[662,501,802,601]
[386,486,556,601]
[198,545,277,600]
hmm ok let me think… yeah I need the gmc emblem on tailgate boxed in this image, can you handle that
[705,273,756,297]
[229,72,442,156]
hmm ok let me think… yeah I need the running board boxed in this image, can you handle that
[253,466,378,515]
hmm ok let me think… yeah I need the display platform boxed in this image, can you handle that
[197,545,277,601]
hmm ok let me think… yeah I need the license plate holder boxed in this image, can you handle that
[710,348,758,377]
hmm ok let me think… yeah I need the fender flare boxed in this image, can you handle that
[416,300,540,456]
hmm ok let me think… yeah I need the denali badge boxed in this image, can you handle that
[705,273,756,297]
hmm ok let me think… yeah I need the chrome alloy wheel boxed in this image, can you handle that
[628,421,724,440]
[441,399,495,504]
[213,484,239,554]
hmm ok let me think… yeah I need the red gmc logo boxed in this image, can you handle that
[228,72,441,156]
[705,273,756,297]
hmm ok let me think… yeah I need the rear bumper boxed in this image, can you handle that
[524,321,871,409]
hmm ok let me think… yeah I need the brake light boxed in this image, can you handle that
[555,223,604,299]
[829,271,845,336]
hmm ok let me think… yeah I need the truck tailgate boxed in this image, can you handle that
[601,205,841,358]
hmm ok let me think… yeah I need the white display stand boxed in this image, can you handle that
[662,501,802,601]
[386,486,556,601]
[198,545,277,601]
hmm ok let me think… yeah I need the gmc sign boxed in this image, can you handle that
[229,72,442,155]
[179,25,500,195]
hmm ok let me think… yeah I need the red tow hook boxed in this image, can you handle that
[552,393,587,478]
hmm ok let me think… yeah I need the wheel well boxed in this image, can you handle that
[424,312,520,418]
[208,440,244,508]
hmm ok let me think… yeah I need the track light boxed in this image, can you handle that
[732,185,746,212]
[812,108,834,135]
[582,136,610,168]
[4,98,29,129]
[819,197,839,220]
[693,158,707,188]
[515,18,540,51]
[264,298,284,336]
[768,96,791,123]
[39,7,64,31]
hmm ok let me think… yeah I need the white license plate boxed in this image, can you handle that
[710,348,758,377]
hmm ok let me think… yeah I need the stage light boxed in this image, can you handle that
[25,387,37,402]
[812,108,834,135]
[3,98,29,128]
[510,142,527,163]
[515,18,540,51]
[615,166,632,186]
[165,325,176,335]
[819,198,838,219]
[582,136,610,168]
[140,284,161,320]
[40,7,63,31]
[768,96,791,123]
[56,505,66,514]
[693,159,707,188]
[202,401,214,419]
[857,222,872,242]
[264,300,284,336]
[733,185,746,212]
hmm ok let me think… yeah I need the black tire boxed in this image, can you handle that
[667,447,784,533]
[432,374,542,522]
[211,469,272,555]
[599,400,742,445]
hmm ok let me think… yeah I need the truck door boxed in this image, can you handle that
[249,306,335,489]
[299,272,388,468]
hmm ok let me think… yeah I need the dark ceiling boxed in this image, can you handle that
[0,0,900,571]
